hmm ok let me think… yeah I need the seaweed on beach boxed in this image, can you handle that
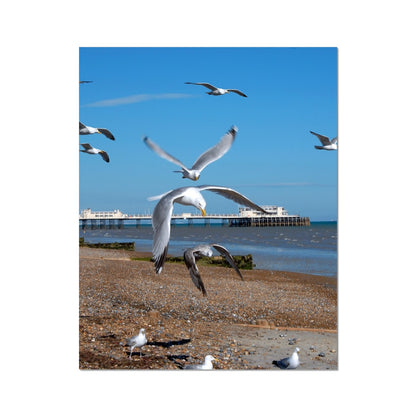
[79,238,135,251]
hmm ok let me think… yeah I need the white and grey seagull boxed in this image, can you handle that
[184,244,243,296]
[183,355,218,370]
[143,126,237,181]
[273,347,300,369]
[310,131,337,150]
[121,328,147,359]
[185,82,247,97]
[79,121,115,141]
[79,143,110,163]
[149,185,267,274]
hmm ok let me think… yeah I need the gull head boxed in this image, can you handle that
[193,192,206,216]
[186,170,200,181]
[205,355,216,363]
[294,347,300,353]
[139,328,145,334]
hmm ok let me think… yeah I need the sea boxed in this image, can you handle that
[80,221,337,278]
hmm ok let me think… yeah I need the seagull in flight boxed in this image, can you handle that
[310,131,337,150]
[143,126,237,181]
[121,328,147,359]
[79,121,115,141]
[184,244,243,296]
[183,355,218,370]
[80,143,110,163]
[185,82,247,97]
[273,347,300,369]
[149,185,267,274]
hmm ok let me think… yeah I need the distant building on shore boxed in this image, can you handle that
[80,208,128,219]
[79,206,309,227]
[80,205,295,219]
[239,205,290,217]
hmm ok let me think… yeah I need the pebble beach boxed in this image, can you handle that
[79,247,337,370]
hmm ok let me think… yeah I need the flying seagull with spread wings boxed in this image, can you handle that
[79,143,110,163]
[143,126,237,181]
[310,131,337,150]
[185,82,247,97]
[184,244,243,296]
[79,121,115,141]
[149,185,267,274]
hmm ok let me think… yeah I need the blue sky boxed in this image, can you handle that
[79,47,337,221]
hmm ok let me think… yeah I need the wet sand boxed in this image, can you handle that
[79,247,337,370]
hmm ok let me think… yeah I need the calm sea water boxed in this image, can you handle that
[80,222,337,278]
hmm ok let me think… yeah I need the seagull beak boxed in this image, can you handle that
[200,208,206,216]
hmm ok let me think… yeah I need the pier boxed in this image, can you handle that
[79,208,310,229]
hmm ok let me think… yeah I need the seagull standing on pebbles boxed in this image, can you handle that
[123,328,147,359]
[79,143,110,163]
[310,131,337,150]
[273,347,300,369]
[143,126,237,181]
[185,82,247,97]
[149,185,267,274]
[184,355,218,370]
[184,244,243,296]
[79,121,115,141]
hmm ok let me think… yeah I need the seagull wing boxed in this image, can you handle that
[97,128,115,141]
[275,357,290,369]
[185,82,217,91]
[191,126,237,171]
[99,151,110,163]
[152,188,188,273]
[331,137,338,145]
[184,363,203,370]
[184,248,207,296]
[227,89,247,97]
[79,121,86,130]
[80,143,93,150]
[198,185,267,214]
[310,131,331,146]
[79,81,93,83]
[211,244,243,280]
[143,137,189,172]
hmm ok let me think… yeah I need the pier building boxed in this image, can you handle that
[79,206,310,229]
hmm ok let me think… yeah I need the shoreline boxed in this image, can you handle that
[79,247,337,369]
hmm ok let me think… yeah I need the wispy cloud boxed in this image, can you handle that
[83,93,193,108]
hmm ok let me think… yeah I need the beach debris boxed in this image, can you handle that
[183,243,243,296]
[143,126,237,181]
[288,337,298,345]
[121,328,147,359]
[272,347,300,369]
